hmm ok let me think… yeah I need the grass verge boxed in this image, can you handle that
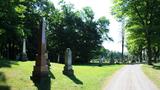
[142,64,160,89]
[0,60,123,90]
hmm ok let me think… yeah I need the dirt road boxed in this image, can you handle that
[104,64,159,90]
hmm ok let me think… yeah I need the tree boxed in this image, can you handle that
[47,1,111,64]
[0,0,54,60]
[112,0,160,64]
[0,0,111,64]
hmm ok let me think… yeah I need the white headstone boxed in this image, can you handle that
[22,38,28,60]
[23,38,26,54]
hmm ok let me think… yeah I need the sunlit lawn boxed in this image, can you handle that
[0,60,123,90]
[142,63,160,89]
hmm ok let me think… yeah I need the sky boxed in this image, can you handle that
[50,0,127,52]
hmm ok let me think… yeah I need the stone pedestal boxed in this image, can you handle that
[63,48,74,75]
[63,66,74,76]
[21,53,28,61]
[31,18,49,82]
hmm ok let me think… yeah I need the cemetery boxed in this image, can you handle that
[0,0,160,90]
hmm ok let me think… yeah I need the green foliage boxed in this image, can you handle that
[15,5,26,18]
[46,1,111,63]
[0,29,5,36]
[0,0,111,63]
[112,0,160,64]
[126,24,145,55]
[97,16,112,41]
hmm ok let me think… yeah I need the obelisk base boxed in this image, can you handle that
[31,65,49,82]
[63,66,74,76]
[21,53,28,61]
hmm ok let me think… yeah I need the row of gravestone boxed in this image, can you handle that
[30,17,108,82]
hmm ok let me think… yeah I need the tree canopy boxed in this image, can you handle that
[0,0,111,64]
[112,0,160,64]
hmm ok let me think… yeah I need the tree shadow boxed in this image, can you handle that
[49,70,55,79]
[31,75,51,90]
[74,63,113,67]
[0,60,19,68]
[64,74,83,85]
[0,72,10,90]
[31,68,55,90]
[152,64,160,70]
[33,77,51,90]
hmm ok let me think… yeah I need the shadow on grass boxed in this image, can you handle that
[152,64,160,70]
[33,77,51,90]
[31,75,51,90]
[31,68,55,90]
[64,74,83,85]
[74,63,117,67]
[48,66,55,79]
[0,60,19,68]
[49,70,55,79]
[0,72,10,90]
[0,86,10,90]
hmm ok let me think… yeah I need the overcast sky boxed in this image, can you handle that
[50,0,127,52]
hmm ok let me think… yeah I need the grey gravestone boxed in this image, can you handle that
[63,48,74,75]
[110,53,114,64]
[31,18,49,81]
[57,54,60,63]
[99,55,104,66]
[21,38,28,60]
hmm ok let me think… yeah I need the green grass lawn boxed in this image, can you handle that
[0,60,123,90]
[142,63,160,89]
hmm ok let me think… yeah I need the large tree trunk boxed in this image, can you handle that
[153,47,160,63]
[139,50,143,63]
[122,37,124,63]
[139,46,143,63]
[146,35,152,65]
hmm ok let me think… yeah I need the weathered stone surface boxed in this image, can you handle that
[63,48,74,75]
[31,18,49,81]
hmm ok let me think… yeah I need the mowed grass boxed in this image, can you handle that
[142,64,160,89]
[0,60,123,90]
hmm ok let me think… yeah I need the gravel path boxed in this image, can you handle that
[104,64,159,90]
